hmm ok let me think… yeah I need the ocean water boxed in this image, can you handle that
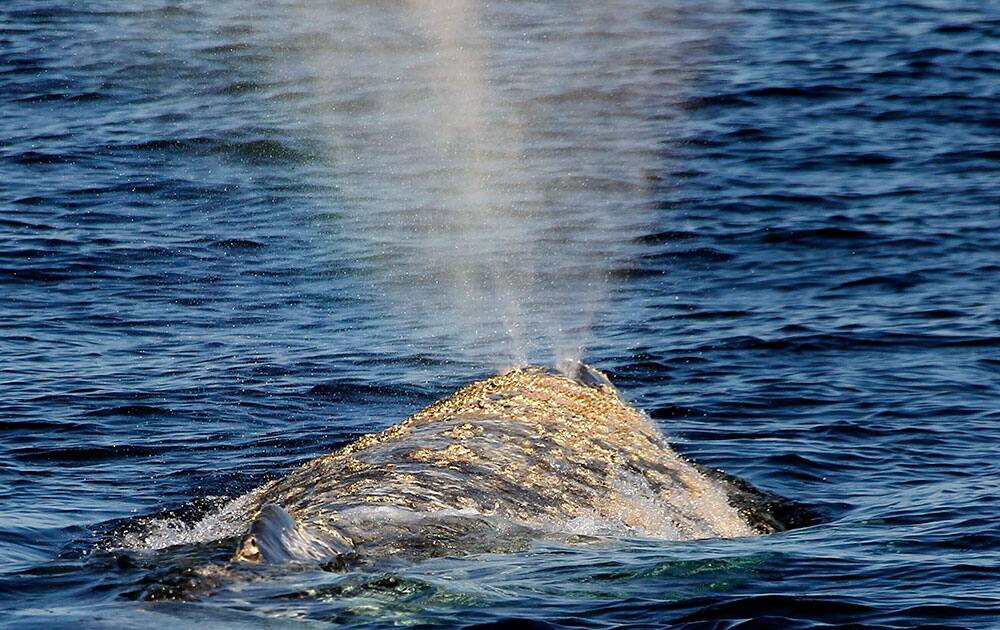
[1,0,998,628]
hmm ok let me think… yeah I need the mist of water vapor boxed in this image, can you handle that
[262,0,694,369]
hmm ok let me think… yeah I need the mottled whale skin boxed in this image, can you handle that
[229,365,790,567]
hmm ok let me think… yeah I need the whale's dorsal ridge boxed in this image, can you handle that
[551,359,614,390]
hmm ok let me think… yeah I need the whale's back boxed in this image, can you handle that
[234,367,775,565]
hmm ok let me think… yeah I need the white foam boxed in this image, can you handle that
[104,493,257,552]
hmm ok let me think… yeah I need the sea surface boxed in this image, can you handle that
[1,0,998,628]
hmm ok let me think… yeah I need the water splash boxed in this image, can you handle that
[99,494,256,552]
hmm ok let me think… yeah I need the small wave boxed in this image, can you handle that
[125,137,214,152]
[306,380,429,401]
[689,332,999,353]
[634,230,701,244]
[0,58,45,76]
[752,192,847,207]
[932,148,1000,163]
[979,358,1000,372]
[762,226,874,245]
[68,91,105,102]
[0,217,53,229]
[215,81,264,96]
[649,405,708,419]
[832,152,898,166]
[200,43,254,55]
[210,238,265,250]
[643,248,736,263]
[9,151,77,165]
[935,23,977,34]
[794,152,898,168]
[12,444,161,463]
[13,93,67,104]
[940,336,1000,348]
[965,48,1000,61]
[117,137,319,165]
[745,84,862,99]
[728,128,779,143]
[608,265,662,279]
[681,94,754,110]
[887,46,958,61]
[671,594,875,625]
[912,308,963,319]
[664,355,710,365]
[0,266,72,282]
[833,273,925,291]
[85,405,174,417]
[817,420,892,439]
[673,309,750,320]
[0,247,62,260]
[0,419,94,433]
[217,139,317,165]
[669,169,706,178]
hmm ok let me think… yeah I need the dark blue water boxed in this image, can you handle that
[2,0,998,628]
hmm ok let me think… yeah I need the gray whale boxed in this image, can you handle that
[225,364,801,568]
